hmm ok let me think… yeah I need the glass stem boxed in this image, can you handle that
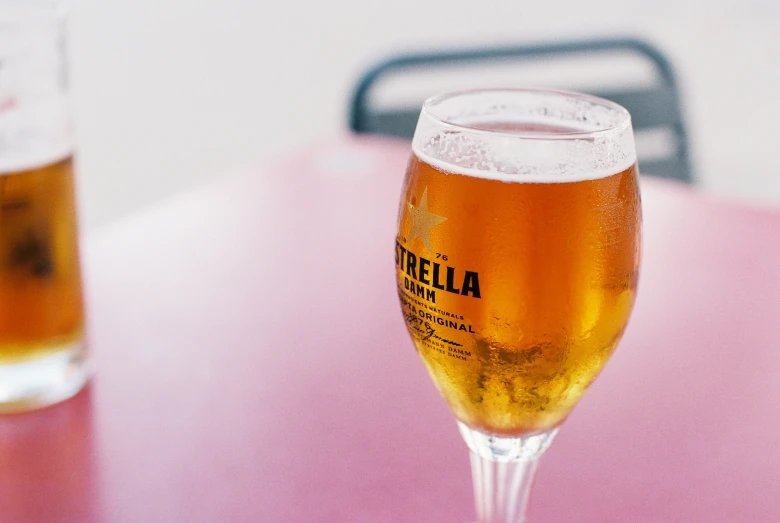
[458,423,558,523]
[469,450,539,523]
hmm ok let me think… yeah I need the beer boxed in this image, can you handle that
[0,156,84,363]
[396,128,641,436]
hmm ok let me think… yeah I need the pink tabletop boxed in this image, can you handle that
[1,136,780,522]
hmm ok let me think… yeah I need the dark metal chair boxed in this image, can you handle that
[349,38,693,183]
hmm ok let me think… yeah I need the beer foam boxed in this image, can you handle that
[412,132,636,183]
[412,90,637,183]
[0,98,73,175]
[0,8,72,175]
[0,142,72,175]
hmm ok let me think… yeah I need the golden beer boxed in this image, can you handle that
[396,130,641,436]
[0,156,84,363]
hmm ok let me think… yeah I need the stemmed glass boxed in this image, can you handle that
[395,88,641,522]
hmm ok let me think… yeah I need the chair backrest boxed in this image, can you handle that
[349,38,693,183]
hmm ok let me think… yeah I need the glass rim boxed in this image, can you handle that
[421,87,633,141]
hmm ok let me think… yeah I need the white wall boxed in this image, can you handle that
[66,0,780,230]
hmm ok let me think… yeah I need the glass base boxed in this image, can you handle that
[458,423,559,523]
[0,339,92,413]
[458,422,558,463]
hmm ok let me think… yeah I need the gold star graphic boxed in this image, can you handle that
[407,187,447,253]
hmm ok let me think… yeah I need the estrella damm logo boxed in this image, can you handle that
[395,241,481,304]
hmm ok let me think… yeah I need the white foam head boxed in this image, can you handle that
[412,88,637,183]
[0,3,72,175]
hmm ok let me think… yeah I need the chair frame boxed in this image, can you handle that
[349,37,692,183]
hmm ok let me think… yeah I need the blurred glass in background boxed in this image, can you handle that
[0,2,90,411]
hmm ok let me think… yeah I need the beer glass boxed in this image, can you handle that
[0,5,90,412]
[395,88,641,522]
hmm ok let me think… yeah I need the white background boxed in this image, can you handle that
[58,0,780,230]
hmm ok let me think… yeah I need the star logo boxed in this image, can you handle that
[407,187,447,253]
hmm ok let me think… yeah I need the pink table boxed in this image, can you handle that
[1,136,780,522]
